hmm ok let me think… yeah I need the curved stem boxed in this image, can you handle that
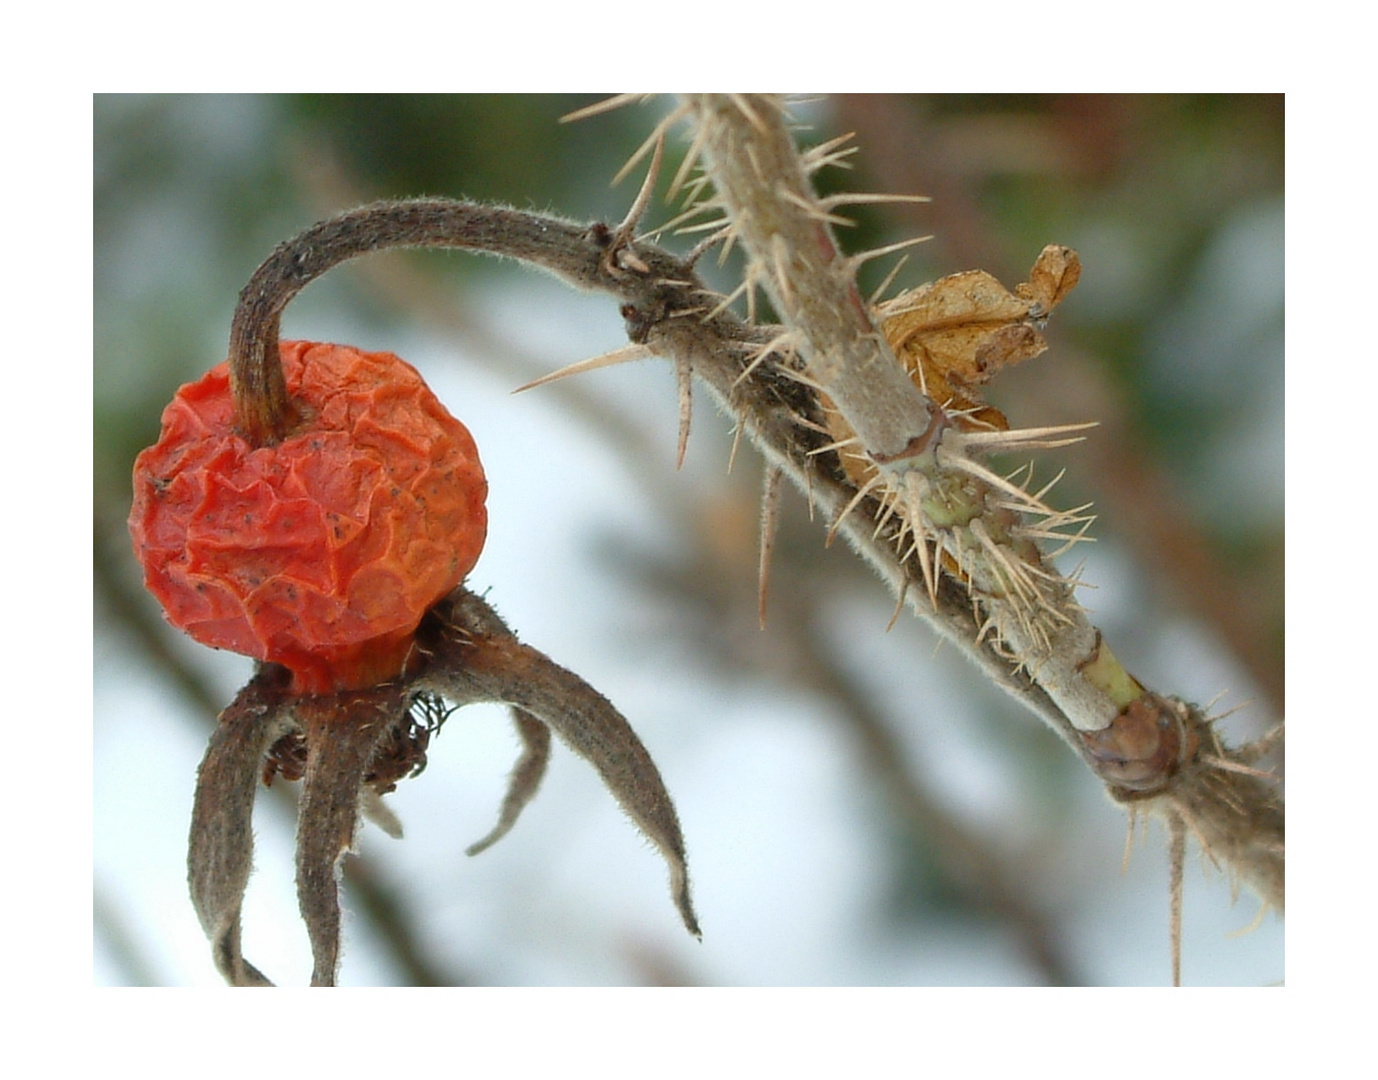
[228,200,602,445]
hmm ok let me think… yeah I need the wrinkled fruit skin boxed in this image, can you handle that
[129,341,487,694]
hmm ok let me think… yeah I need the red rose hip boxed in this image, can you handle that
[129,340,488,694]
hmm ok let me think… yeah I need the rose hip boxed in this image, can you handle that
[129,340,487,694]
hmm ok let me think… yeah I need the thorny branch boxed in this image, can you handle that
[673,97,1280,949]
[833,94,1283,718]
[688,96,1118,738]
[590,100,1279,915]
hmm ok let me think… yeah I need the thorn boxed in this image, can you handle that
[679,172,716,205]
[758,465,782,629]
[729,93,770,134]
[1226,902,1272,939]
[1029,467,1067,503]
[668,120,712,202]
[511,344,653,393]
[560,94,649,124]
[726,422,745,475]
[617,247,652,275]
[969,516,1042,613]
[871,487,901,538]
[914,536,938,607]
[717,225,741,266]
[1236,722,1284,765]
[807,147,859,172]
[771,234,795,308]
[771,355,821,391]
[744,266,760,325]
[802,131,856,160]
[885,580,909,632]
[867,253,912,306]
[939,453,1059,518]
[779,187,855,227]
[744,139,768,184]
[818,192,932,210]
[611,107,685,187]
[846,234,933,271]
[1201,755,1280,782]
[806,433,865,458]
[613,133,665,238]
[1003,460,1035,485]
[783,407,829,437]
[681,226,734,268]
[826,473,882,546]
[673,213,734,235]
[1204,697,1257,728]
[703,277,751,322]
[642,195,716,244]
[360,788,403,840]
[734,330,797,388]
[1121,807,1140,874]
[950,421,1100,455]
[1169,811,1186,987]
[800,131,858,174]
[897,473,939,606]
[1200,688,1231,716]
[1027,520,1098,560]
[675,353,693,469]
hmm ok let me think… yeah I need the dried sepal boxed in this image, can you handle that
[875,245,1082,421]
[189,578,697,985]
[188,665,295,987]
[466,708,551,856]
[758,463,783,628]
[419,589,701,937]
[293,685,412,987]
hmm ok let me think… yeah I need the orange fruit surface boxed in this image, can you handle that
[130,341,487,694]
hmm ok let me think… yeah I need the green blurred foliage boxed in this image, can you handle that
[285,95,630,211]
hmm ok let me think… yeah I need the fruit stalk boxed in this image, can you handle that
[228,201,602,445]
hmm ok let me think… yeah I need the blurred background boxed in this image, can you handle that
[94,94,1283,986]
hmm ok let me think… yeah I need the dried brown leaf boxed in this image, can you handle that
[1017,244,1082,315]
[876,246,1080,407]
[466,707,552,856]
[879,269,1036,391]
